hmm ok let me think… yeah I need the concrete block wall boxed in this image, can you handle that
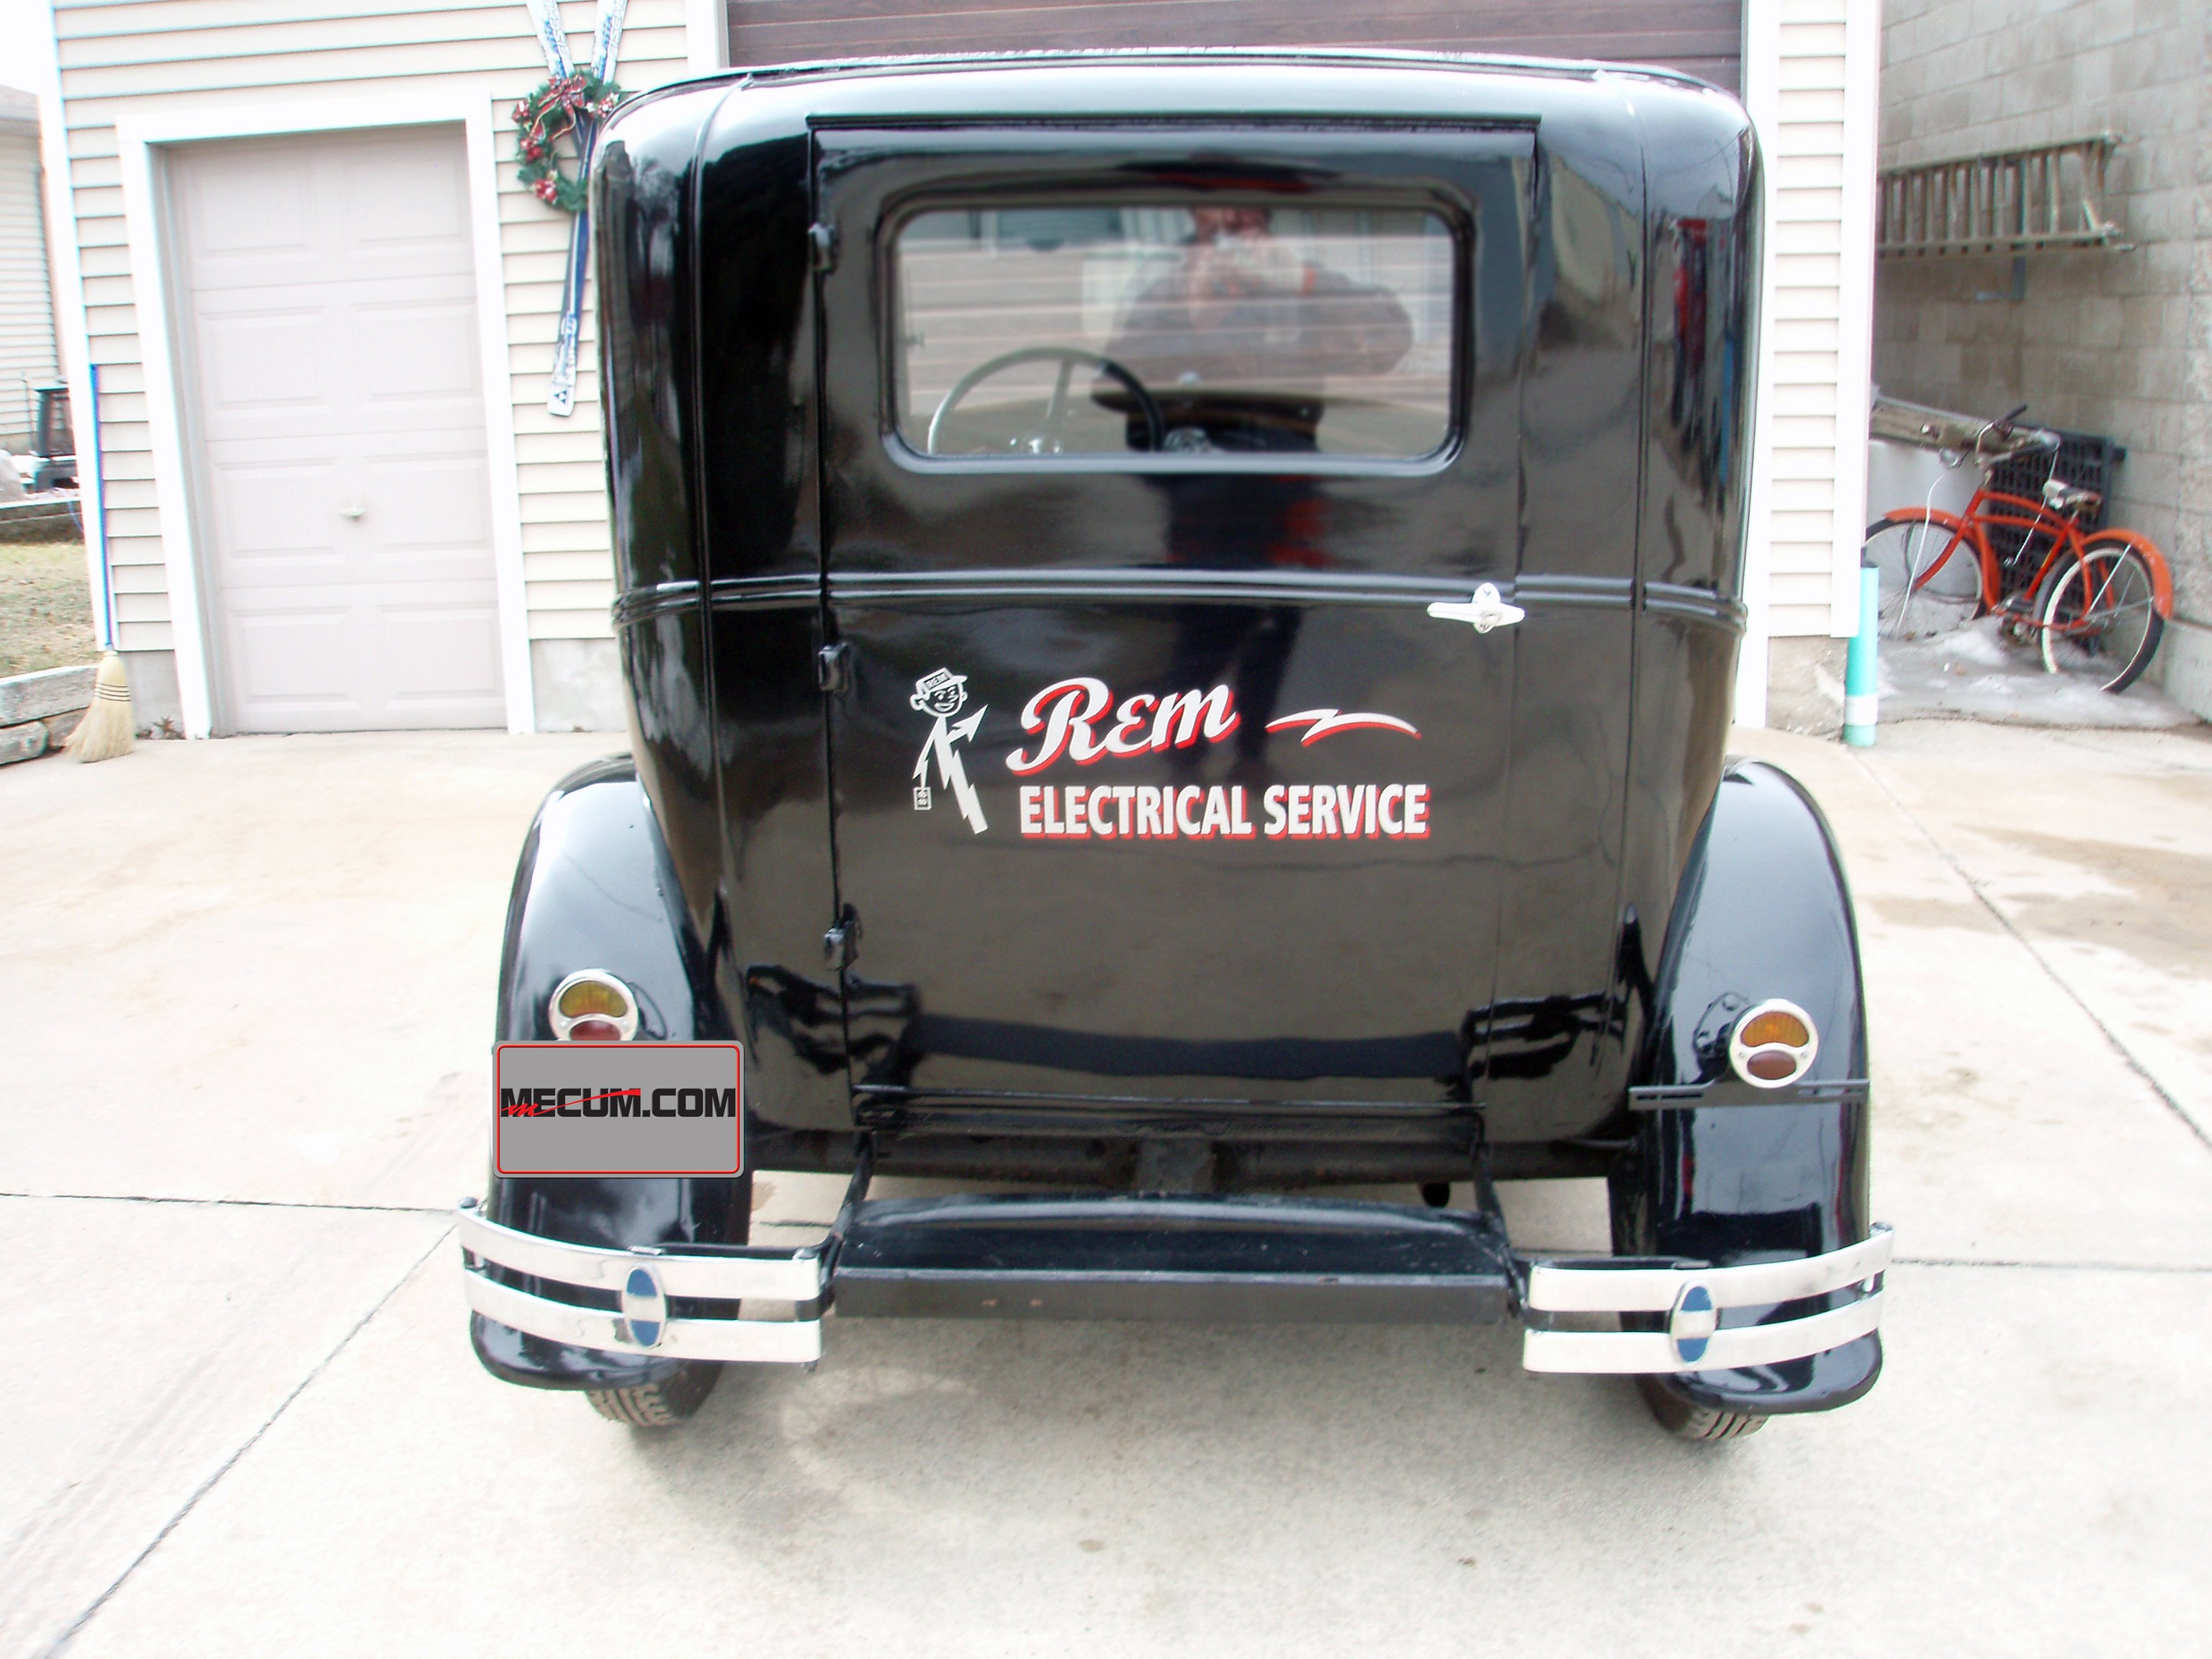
[1874,0,2212,714]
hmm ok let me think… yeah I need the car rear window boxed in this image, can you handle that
[892,204,1457,462]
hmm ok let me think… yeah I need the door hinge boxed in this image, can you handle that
[817,640,853,694]
[808,221,838,274]
[823,905,861,970]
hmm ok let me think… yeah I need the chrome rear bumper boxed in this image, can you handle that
[1520,1224,1892,1373]
[457,1202,826,1364]
[459,1197,1889,1377]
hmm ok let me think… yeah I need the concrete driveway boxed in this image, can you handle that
[3,721,2208,1657]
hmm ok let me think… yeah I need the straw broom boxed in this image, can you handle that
[67,361,132,763]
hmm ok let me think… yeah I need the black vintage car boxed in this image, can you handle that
[459,50,1888,1439]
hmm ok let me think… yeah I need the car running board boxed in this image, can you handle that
[831,1192,1514,1325]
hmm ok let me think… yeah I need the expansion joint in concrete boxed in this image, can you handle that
[33,1227,454,1659]
[1896,1255,2212,1274]
[1846,751,2212,1155]
[0,1190,452,1217]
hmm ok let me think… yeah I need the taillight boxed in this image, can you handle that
[1728,999,1817,1089]
[549,971,639,1041]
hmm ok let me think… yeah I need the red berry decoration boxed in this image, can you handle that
[513,73,624,215]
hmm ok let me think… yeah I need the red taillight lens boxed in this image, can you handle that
[565,1017,624,1043]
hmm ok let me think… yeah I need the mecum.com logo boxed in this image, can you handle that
[493,1041,743,1178]
[499,1085,735,1119]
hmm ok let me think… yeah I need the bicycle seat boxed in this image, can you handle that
[2041,478,2102,515]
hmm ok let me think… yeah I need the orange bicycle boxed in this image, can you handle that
[1863,416,2173,693]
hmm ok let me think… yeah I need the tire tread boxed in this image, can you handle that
[1636,1375,1768,1442]
[585,1362,720,1426]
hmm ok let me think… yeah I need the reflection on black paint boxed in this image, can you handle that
[1154,475,1326,767]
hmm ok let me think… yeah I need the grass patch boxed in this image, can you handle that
[0,539,97,678]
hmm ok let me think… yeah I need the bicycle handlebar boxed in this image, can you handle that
[1870,395,2062,460]
[1974,418,2061,460]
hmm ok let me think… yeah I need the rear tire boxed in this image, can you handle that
[586,1362,721,1425]
[1865,514,1986,639]
[2035,544,2164,692]
[1636,1376,1767,1441]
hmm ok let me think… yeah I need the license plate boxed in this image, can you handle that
[493,1042,743,1177]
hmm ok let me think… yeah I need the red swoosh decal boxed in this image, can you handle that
[501,1088,643,1118]
[1264,709,1421,745]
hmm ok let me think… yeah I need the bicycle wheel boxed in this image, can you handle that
[1864,515,1984,639]
[2035,544,2164,692]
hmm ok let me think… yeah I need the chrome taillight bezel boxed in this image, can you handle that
[547,969,639,1042]
[1727,997,1819,1089]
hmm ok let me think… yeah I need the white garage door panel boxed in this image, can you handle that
[184,153,316,262]
[380,602,505,704]
[222,588,505,727]
[172,124,504,732]
[190,289,482,441]
[364,453,492,555]
[211,461,343,563]
[226,608,358,709]
[343,145,473,251]
[199,313,333,413]
[359,302,482,405]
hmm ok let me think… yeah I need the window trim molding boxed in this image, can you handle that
[880,190,1471,476]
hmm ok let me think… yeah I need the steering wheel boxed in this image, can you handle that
[926,347,1165,456]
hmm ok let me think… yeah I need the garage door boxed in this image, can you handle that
[168,125,505,733]
[729,0,1743,93]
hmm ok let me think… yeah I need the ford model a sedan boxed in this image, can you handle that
[460,51,1889,1439]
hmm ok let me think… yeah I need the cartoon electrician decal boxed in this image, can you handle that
[911,669,988,834]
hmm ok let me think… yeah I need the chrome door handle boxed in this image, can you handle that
[1426,583,1524,634]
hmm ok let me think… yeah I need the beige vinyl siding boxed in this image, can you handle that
[1753,0,1871,639]
[48,0,696,655]
[0,117,60,451]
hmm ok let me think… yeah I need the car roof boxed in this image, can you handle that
[683,45,1716,104]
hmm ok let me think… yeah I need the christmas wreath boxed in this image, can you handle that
[513,73,624,212]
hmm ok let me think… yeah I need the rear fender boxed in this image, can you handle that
[473,755,750,1392]
[2080,529,2175,616]
[1613,759,1879,1416]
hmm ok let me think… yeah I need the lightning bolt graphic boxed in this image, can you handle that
[1264,709,1422,745]
[914,708,989,834]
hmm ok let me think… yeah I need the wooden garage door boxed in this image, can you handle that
[168,125,505,733]
[729,0,1743,93]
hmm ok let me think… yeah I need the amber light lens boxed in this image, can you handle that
[1727,997,1818,1089]
[565,1017,624,1042]
[557,979,630,1020]
[1738,1009,1812,1051]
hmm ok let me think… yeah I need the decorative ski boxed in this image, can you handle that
[522,0,573,80]
[531,0,629,417]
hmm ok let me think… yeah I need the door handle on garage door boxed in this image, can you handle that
[339,503,366,519]
[1426,583,1524,634]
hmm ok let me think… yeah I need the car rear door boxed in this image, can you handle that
[814,124,1534,1125]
